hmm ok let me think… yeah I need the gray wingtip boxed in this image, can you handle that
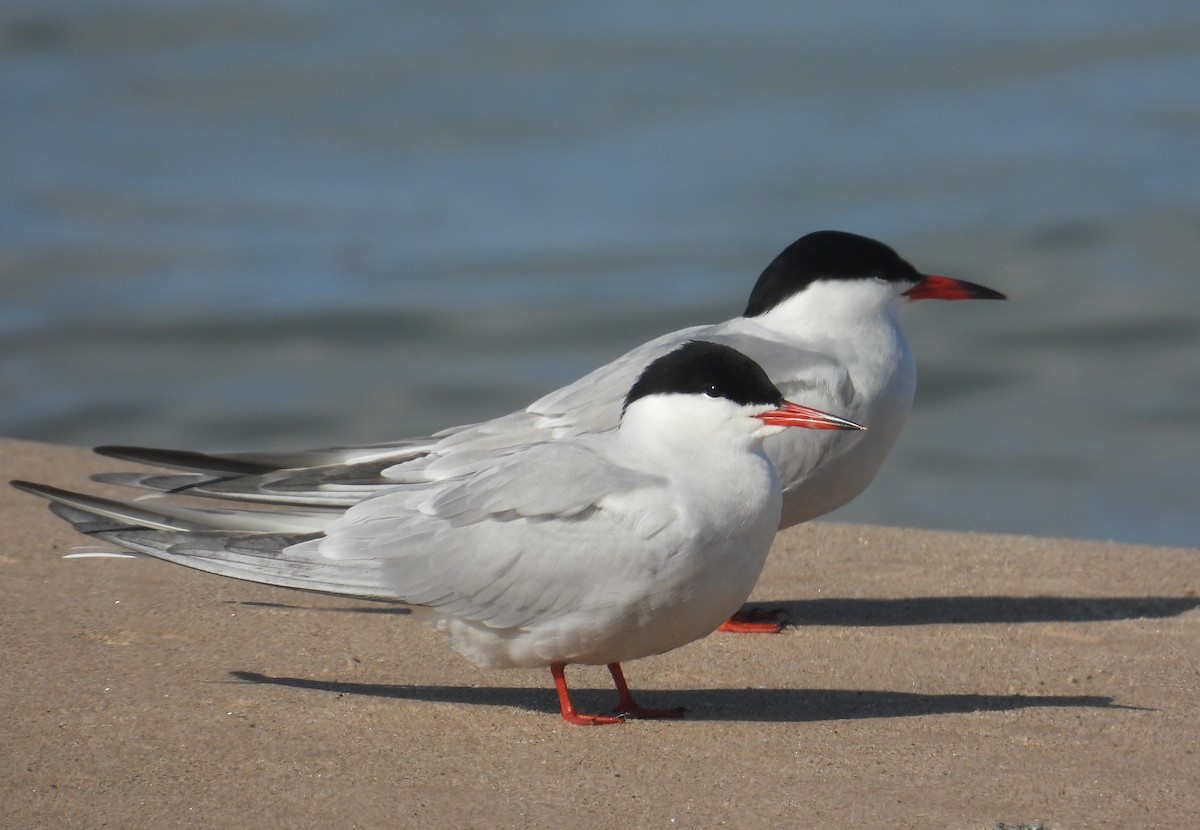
[94,445,274,475]
[11,479,57,499]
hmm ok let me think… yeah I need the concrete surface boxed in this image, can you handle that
[2,438,1197,829]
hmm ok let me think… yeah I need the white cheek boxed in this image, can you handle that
[752,423,789,441]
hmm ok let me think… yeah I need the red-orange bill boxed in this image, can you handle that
[903,274,1007,301]
[756,402,865,431]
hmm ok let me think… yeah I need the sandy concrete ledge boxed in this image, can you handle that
[2,437,1197,829]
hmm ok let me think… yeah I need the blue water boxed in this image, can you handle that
[3,1,1199,548]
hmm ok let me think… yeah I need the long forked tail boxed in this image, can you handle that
[88,444,428,508]
[94,441,433,475]
[11,481,398,602]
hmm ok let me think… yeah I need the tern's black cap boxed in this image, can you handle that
[623,341,783,415]
[743,230,922,318]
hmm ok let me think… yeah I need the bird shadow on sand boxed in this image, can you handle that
[741,595,1200,627]
[228,670,1134,723]
[229,594,1200,627]
[223,594,1185,722]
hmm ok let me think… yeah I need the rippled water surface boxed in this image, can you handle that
[3,1,1199,547]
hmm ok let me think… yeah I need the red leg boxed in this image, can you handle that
[607,663,684,720]
[550,663,624,725]
[716,608,785,634]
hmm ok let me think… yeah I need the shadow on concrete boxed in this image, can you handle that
[747,595,1200,627]
[229,670,1134,723]
[230,594,1200,627]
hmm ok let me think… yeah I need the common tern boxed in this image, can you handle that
[14,341,864,725]
[82,229,1004,632]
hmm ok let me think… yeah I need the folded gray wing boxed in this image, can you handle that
[85,319,848,512]
[12,482,394,600]
[521,325,711,434]
[320,442,680,629]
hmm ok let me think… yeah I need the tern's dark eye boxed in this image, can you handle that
[704,383,721,398]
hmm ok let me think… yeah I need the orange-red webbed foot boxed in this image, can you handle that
[716,607,786,634]
[561,710,627,726]
[607,663,685,720]
[551,663,626,726]
[549,663,686,725]
[613,702,685,720]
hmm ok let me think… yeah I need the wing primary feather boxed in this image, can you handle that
[11,481,336,533]
[94,446,277,475]
[39,500,395,601]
